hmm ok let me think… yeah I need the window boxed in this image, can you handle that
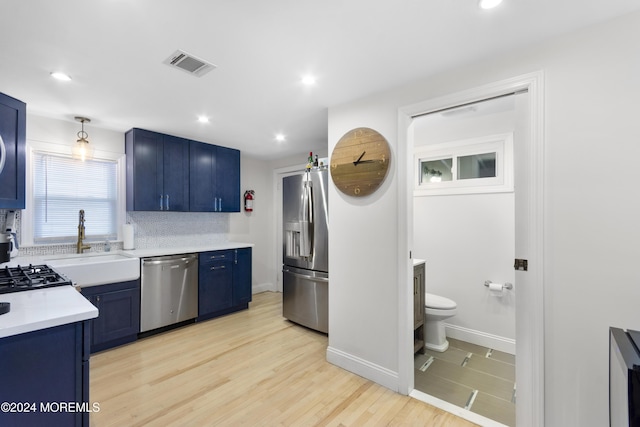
[458,152,496,180]
[414,133,513,196]
[32,152,118,243]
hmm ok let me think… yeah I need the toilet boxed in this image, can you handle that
[424,293,457,352]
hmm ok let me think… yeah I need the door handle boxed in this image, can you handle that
[166,194,170,210]
[159,194,164,210]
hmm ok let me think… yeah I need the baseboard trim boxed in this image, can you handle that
[326,346,399,392]
[445,323,516,355]
[253,282,276,294]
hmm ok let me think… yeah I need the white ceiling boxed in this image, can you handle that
[1,1,639,159]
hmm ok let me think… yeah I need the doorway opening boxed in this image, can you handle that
[397,72,545,427]
[412,94,517,426]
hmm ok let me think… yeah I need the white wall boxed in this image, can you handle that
[28,114,124,155]
[229,154,275,292]
[327,102,401,388]
[327,11,640,426]
[413,106,516,350]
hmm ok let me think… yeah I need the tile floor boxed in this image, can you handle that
[414,337,516,426]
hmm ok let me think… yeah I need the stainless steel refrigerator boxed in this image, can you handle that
[282,169,329,333]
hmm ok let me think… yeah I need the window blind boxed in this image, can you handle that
[33,152,118,243]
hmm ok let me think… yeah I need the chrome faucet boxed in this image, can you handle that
[76,209,91,254]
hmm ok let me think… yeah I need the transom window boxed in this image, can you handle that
[414,133,513,196]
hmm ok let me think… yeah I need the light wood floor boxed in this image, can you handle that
[90,292,477,426]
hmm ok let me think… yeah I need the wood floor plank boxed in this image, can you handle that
[90,292,477,426]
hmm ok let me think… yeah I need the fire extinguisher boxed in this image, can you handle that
[244,190,255,212]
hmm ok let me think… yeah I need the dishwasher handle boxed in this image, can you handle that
[142,254,198,266]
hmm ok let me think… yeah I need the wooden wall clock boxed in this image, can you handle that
[330,127,391,197]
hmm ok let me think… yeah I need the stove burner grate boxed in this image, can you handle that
[0,264,72,294]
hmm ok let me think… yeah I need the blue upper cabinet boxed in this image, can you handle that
[190,140,240,212]
[0,92,26,209]
[162,134,190,211]
[215,145,240,212]
[126,128,189,211]
[189,140,216,211]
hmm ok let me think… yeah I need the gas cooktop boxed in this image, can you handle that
[0,264,72,294]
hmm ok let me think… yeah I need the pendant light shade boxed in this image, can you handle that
[72,116,94,161]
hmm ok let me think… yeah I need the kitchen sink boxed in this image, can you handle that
[45,253,131,264]
[44,252,140,287]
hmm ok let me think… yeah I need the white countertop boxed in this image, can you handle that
[0,242,255,267]
[0,242,252,338]
[413,258,425,266]
[121,242,254,258]
[0,286,98,339]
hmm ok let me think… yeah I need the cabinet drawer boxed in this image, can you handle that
[199,250,233,266]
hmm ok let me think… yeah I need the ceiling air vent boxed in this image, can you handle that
[163,50,216,77]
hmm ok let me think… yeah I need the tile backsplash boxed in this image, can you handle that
[0,209,230,257]
[126,211,230,249]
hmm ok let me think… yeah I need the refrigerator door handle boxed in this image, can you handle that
[306,181,313,225]
[299,181,313,257]
[282,268,328,282]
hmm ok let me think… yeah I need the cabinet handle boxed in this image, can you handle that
[96,296,101,302]
[213,197,222,212]
[159,194,164,210]
[234,249,238,265]
[166,194,170,210]
[210,265,226,270]
[0,135,5,176]
[210,255,226,259]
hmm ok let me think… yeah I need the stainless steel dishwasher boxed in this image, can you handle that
[140,253,198,333]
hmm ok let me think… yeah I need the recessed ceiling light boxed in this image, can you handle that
[197,115,210,123]
[50,72,72,81]
[301,75,316,86]
[478,0,503,9]
[275,133,286,142]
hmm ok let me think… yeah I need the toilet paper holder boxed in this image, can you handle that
[484,280,513,290]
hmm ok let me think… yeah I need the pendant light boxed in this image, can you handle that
[73,116,94,161]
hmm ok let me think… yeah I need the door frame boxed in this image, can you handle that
[396,71,545,426]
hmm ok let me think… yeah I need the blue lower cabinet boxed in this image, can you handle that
[81,280,140,353]
[233,247,252,306]
[198,250,234,320]
[198,248,252,321]
[0,321,90,426]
